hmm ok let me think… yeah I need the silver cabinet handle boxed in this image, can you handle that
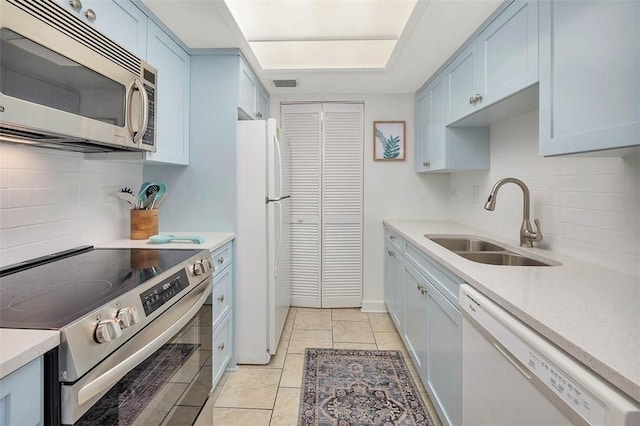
[217,256,224,265]
[69,0,82,11]
[474,94,483,104]
[469,96,475,105]
[218,343,225,351]
[422,161,431,168]
[389,235,395,240]
[217,294,224,302]
[420,288,427,295]
[84,8,96,22]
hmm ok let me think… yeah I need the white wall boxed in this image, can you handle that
[269,94,450,310]
[0,142,143,267]
[449,111,640,276]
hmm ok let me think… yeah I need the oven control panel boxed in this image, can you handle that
[140,269,189,316]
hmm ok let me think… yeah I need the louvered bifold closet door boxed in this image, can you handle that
[281,104,322,308]
[321,103,363,307]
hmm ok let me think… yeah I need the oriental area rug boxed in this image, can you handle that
[299,348,434,426]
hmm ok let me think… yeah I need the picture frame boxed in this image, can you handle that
[373,121,406,161]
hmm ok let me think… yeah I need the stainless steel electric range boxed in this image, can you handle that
[0,246,214,425]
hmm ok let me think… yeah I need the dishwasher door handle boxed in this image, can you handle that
[492,340,532,380]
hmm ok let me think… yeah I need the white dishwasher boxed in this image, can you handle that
[459,284,640,425]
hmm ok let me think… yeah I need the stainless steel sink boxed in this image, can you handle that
[456,252,555,267]
[425,234,559,267]
[428,237,506,252]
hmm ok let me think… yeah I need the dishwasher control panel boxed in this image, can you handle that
[462,291,607,425]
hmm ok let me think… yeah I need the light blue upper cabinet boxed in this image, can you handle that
[446,43,478,124]
[238,58,257,119]
[256,88,269,119]
[416,73,489,173]
[238,57,269,120]
[144,20,190,165]
[446,0,538,125]
[476,0,538,109]
[53,0,147,58]
[417,75,447,172]
[539,0,640,156]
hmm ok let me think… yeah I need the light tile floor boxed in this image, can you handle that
[196,307,443,426]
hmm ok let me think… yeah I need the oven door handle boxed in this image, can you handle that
[77,279,212,406]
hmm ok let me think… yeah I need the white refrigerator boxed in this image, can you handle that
[235,118,291,364]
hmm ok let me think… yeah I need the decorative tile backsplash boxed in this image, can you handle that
[449,111,640,276]
[0,142,142,267]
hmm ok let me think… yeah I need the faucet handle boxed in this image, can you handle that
[531,219,543,242]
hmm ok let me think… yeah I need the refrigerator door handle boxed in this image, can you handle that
[266,195,290,203]
[273,200,282,277]
[273,134,284,199]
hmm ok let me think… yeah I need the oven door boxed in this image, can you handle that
[60,277,213,425]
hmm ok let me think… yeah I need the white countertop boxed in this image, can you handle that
[0,329,59,379]
[384,219,640,404]
[0,232,234,379]
[98,232,235,251]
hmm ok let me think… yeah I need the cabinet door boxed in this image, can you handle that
[426,282,462,426]
[415,89,429,172]
[53,0,147,58]
[477,0,538,108]
[539,0,640,155]
[256,88,269,119]
[425,76,447,171]
[392,248,405,334]
[0,358,43,426]
[446,42,478,124]
[403,263,429,379]
[384,242,395,319]
[238,59,257,119]
[145,20,190,165]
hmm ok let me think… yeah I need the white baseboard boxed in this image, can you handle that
[360,299,387,313]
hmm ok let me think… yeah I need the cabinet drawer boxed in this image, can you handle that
[213,315,232,387]
[212,267,232,327]
[211,243,232,275]
[405,243,462,304]
[384,227,403,251]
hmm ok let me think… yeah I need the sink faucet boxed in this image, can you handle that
[484,177,543,248]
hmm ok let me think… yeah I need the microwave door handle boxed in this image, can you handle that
[126,79,149,144]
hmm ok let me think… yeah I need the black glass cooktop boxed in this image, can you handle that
[0,248,200,329]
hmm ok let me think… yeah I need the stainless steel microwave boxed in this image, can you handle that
[0,0,157,153]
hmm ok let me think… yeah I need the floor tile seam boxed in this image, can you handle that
[213,407,273,412]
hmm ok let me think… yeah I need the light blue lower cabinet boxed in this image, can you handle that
[404,262,429,381]
[383,228,462,426]
[426,281,462,426]
[211,242,234,388]
[0,357,43,426]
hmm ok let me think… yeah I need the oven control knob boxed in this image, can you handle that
[94,319,122,343]
[117,306,140,328]
[193,261,206,276]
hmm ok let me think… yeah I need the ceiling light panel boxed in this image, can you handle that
[225,0,417,41]
[249,40,396,69]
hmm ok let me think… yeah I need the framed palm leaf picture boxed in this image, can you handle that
[373,121,406,161]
